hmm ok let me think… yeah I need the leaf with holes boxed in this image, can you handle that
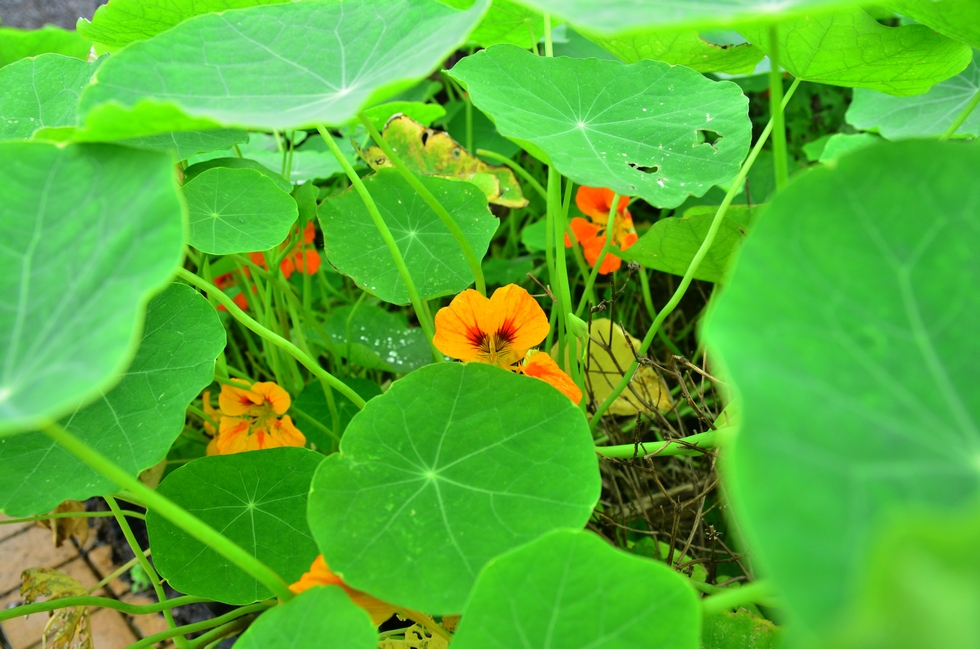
[0,55,97,141]
[448,45,751,209]
[0,142,184,434]
[307,363,600,614]
[184,167,298,255]
[702,140,980,643]
[147,447,324,604]
[318,168,497,305]
[739,8,972,96]
[452,529,699,649]
[847,55,980,140]
[0,284,225,516]
[77,0,489,135]
[586,29,764,75]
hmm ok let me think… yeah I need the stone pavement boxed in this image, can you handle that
[0,513,173,649]
[0,0,104,29]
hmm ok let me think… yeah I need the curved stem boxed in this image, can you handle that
[40,421,295,603]
[595,429,732,459]
[0,510,143,525]
[767,25,789,191]
[316,126,441,362]
[549,169,573,375]
[176,269,366,409]
[358,113,486,296]
[589,78,802,428]
[574,192,619,318]
[187,617,252,649]
[0,595,210,622]
[701,580,776,616]
[129,602,270,649]
[940,87,980,140]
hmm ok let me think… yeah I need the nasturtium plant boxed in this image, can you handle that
[0,25,91,68]
[586,29,764,75]
[321,304,432,373]
[0,55,97,140]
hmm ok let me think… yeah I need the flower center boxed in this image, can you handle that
[468,322,519,366]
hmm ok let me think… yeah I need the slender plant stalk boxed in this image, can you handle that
[187,617,253,649]
[940,88,980,140]
[476,148,547,200]
[0,511,143,525]
[595,429,733,459]
[549,170,574,376]
[768,25,789,191]
[105,496,188,649]
[316,126,442,361]
[575,193,620,317]
[89,549,150,594]
[543,13,554,57]
[129,602,270,649]
[0,595,210,622]
[589,79,802,428]
[701,580,776,616]
[396,607,452,642]
[357,113,487,296]
[176,269,366,409]
[40,421,295,603]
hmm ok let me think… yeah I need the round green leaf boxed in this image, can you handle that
[184,156,292,193]
[0,142,184,433]
[318,168,497,304]
[881,0,980,49]
[739,9,972,96]
[847,55,980,140]
[78,0,489,133]
[586,29,764,75]
[0,283,225,516]
[0,26,91,69]
[452,529,700,649]
[0,54,97,140]
[147,447,324,604]
[702,141,980,642]
[235,586,377,649]
[448,45,751,209]
[307,363,600,614]
[184,167,298,255]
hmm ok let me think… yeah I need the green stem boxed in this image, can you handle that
[595,430,732,459]
[701,581,776,616]
[129,603,270,649]
[358,113,487,295]
[767,25,788,191]
[940,88,980,140]
[575,192,619,317]
[0,595,210,622]
[0,511,143,525]
[476,149,546,200]
[89,549,149,594]
[40,421,295,603]
[543,13,554,57]
[177,269,366,410]
[589,78,802,428]
[316,126,442,361]
[187,617,252,649]
[549,170,573,375]
[105,496,187,649]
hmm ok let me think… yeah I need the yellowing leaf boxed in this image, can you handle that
[360,115,529,208]
[20,568,92,649]
[35,501,88,548]
[379,623,449,649]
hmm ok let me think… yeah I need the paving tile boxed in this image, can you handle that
[90,608,139,649]
[0,515,33,544]
[87,544,131,598]
[0,589,49,649]
[0,527,79,596]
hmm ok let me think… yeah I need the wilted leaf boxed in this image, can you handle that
[35,501,89,548]
[20,568,92,649]
[360,115,527,208]
[703,608,783,649]
[379,624,449,649]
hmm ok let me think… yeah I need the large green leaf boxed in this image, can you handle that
[882,0,980,49]
[307,363,600,614]
[739,9,972,96]
[444,0,549,49]
[116,130,249,160]
[622,205,758,283]
[184,167,298,254]
[702,141,980,644]
[235,586,377,649]
[448,45,751,209]
[0,55,97,141]
[847,54,980,140]
[0,143,184,433]
[0,26,91,69]
[586,29,764,74]
[0,284,224,516]
[77,0,292,51]
[147,447,324,604]
[318,168,497,304]
[78,0,489,135]
[502,0,853,34]
[322,304,433,373]
[452,529,699,649]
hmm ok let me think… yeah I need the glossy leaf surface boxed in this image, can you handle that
[0,55,96,140]
[449,45,751,208]
[148,447,323,604]
[587,29,763,74]
[319,168,497,304]
[307,363,600,613]
[0,143,183,432]
[702,141,980,641]
[453,529,699,649]
[322,304,432,373]
[0,284,224,516]
[184,167,298,254]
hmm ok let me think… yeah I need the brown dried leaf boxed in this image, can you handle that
[35,501,88,548]
[20,567,93,649]
[139,458,167,490]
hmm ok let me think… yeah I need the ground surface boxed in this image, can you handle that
[0,0,103,29]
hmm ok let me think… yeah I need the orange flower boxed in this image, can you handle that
[249,221,321,280]
[434,284,581,403]
[211,271,251,311]
[204,379,305,455]
[567,186,638,275]
[290,555,397,626]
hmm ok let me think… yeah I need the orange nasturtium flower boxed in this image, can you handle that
[203,379,305,455]
[434,284,582,404]
[211,270,252,311]
[290,555,398,626]
[566,186,638,275]
[249,221,321,280]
